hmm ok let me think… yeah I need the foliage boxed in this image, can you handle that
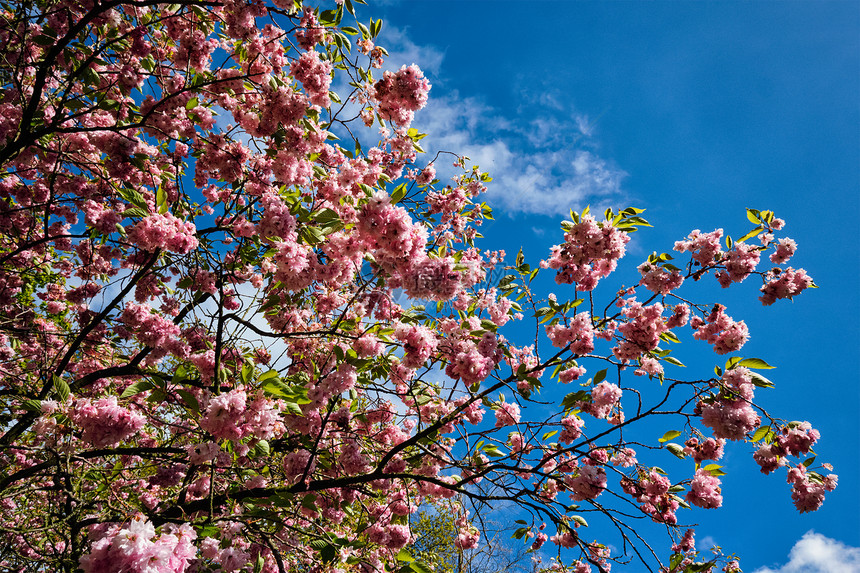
[0,1,834,572]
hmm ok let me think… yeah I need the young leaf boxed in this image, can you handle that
[659,430,682,443]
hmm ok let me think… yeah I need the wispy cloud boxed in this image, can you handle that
[754,531,860,573]
[379,27,627,218]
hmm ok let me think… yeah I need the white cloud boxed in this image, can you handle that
[378,27,627,218]
[754,531,860,573]
[698,535,718,552]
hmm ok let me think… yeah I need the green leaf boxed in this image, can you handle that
[666,443,687,459]
[396,549,414,563]
[749,371,775,388]
[320,543,337,564]
[483,445,504,458]
[156,186,168,214]
[703,463,727,476]
[122,207,149,219]
[121,380,154,398]
[746,208,762,224]
[593,368,607,384]
[390,183,408,204]
[253,554,265,573]
[258,370,279,382]
[177,389,199,412]
[253,440,270,457]
[53,375,70,402]
[561,391,589,409]
[663,356,685,367]
[659,330,681,343]
[241,362,253,384]
[750,425,771,443]
[410,562,434,573]
[572,515,588,527]
[21,399,42,412]
[737,357,776,370]
[284,401,304,416]
[659,430,682,443]
[737,226,764,243]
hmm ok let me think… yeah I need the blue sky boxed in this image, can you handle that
[368,1,859,571]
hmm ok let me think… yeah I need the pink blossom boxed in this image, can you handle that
[559,365,587,383]
[674,228,723,267]
[71,397,145,448]
[200,389,247,441]
[777,421,820,456]
[638,262,684,294]
[542,215,630,291]
[691,304,749,355]
[787,464,837,513]
[721,242,761,284]
[546,312,595,355]
[372,64,431,126]
[583,382,622,420]
[770,237,797,264]
[494,401,521,428]
[290,50,332,108]
[683,437,725,463]
[126,213,198,254]
[700,398,760,441]
[686,469,723,509]
[759,267,813,305]
[559,415,584,444]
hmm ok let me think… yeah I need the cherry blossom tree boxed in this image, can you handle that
[0,1,835,572]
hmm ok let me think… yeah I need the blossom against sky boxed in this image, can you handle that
[371,1,860,570]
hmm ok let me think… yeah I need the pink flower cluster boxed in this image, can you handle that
[358,192,429,278]
[120,302,188,361]
[445,333,501,388]
[394,323,437,369]
[127,213,198,254]
[79,516,196,573]
[717,242,761,287]
[199,389,283,443]
[290,50,332,108]
[699,368,760,441]
[541,215,630,291]
[770,237,797,264]
[753,421,820,474]
[683,436,725,463]
[494,401,521,428]
[690,304,749,355]
[403,256,461,301]
[621,470,678,525]
[613,301,667,362]
[637,262,684,294]
[455,514,480,549]
[559,414,584,444]
[674,229,723,266]
[685,469,723,509]
[546,312,595,355]
[579,381,622,420]
[295,7,326,50]
[564,458,607,501]
[787,464,837,513]
[71,396,145,448]
[372,64,431,126]
[759,267,813,306]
